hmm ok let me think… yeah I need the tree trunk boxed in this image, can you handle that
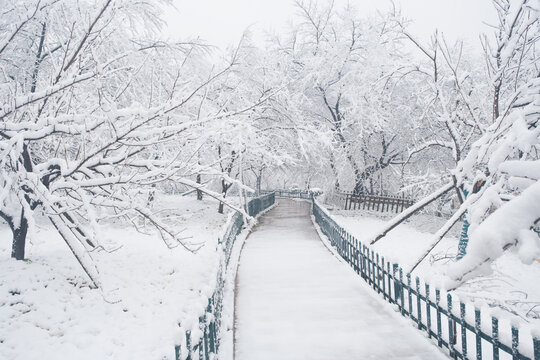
[256,169,263,196]
[329,152,340,192]
[218,201,225,214]
[11,210,28,260]
[196,174,203,200]
[218,180,231,214]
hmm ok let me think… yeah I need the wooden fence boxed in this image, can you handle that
[343,192,414,213]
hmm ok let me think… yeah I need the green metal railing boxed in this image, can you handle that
[310,198,540,360]
[175,192,275,360]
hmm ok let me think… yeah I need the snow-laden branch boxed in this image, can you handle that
[370,181,455,245]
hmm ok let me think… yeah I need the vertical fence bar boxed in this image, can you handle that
[416,277,422,329]
[376,253,381,293]
[448,294,455,358]
[533,336,539,360]
[198,338,203,360]
[175,345,181,360]
[492,317,499,360]
[355,239,360,274]
[461,302,467,359]
[371,250,377,291]
[366,246,372,285]
[200,315,209,360]
[426,283,431,338]
[387,262,393,303]
[511,326,519,360]
[407,273,413,317]
[393,264,400,309]
[208,319,216,355]
[381,256,386,299]
[400,268,405,315]
[475,308,482,360]
[436,289,442,347]
[360,243,366,279]
[186,330,192,360]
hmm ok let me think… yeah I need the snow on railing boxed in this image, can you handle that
[310,197,540,360]
[175,192,275,360]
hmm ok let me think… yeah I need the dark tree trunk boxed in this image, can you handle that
[196,174,203,200]
[2,208,29,261]
[12,215,28,260]
[218,180,232,214]
[329,152,341,192]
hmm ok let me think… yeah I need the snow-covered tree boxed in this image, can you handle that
[444,0,539,285]
[0,0,247,287]
[272,1,416,194]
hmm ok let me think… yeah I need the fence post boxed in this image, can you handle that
[399,268,405,315]
[426,283,431,338]
[186,330,192,360]
[407,273,412,317]
[460,302,467,358]
[475,308,482,360]
[381,256,386,299]
[376,253,381,293]
[436,289,442,347]
[416,277,422,329]
[511,326,519,360]
[448,294,455,358]
[393,264,400,307]
[492,316,499,360]
[387,262,392,303]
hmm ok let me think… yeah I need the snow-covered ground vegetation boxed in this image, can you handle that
[0,194,229,359]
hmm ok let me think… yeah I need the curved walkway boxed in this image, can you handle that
[234,199,447,360]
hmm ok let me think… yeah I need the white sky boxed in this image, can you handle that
[163,0,498,50]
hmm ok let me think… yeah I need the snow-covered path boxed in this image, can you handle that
[234,199,447,360]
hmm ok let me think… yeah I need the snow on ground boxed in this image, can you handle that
[235,199,447,360]
[0,194,229,360]
[327,206,540,325]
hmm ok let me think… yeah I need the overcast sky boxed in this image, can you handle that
[163,0,498,50]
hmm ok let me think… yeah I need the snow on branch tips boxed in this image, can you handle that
[444,76,540,287]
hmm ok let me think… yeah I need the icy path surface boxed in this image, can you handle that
[234,199,447,360]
